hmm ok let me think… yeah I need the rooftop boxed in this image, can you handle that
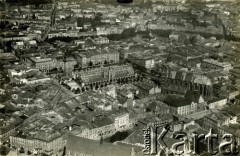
[164,91,202,107]
[203,59,232,67]
[168,70,212,85]
[0,114,23,135]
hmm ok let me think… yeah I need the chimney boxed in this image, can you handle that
[69,126,72,131]
[92,117,95,123]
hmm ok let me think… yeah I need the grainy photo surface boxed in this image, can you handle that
[0,0,240,156]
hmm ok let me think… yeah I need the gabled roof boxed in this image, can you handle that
[134,82,156,91]
[167,70,212,85]
[208,96,227,103]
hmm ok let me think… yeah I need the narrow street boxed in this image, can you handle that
[40,0,56,41]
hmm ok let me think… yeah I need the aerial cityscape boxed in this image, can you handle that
[0,0,240,155]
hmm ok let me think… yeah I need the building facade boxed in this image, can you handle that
[10,136,64,155]
[201,59,233,71]
[73,65,135,87]
[75,48,119,68]
[27,56,77,73]
[164,91,206,115]
[78,113,132,140]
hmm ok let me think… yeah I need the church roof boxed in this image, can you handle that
[168,70,212,85]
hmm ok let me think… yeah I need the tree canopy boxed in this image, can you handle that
[0,146,10,156]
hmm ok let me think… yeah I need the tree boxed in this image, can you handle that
[19,147,25,153]
[75,88,80,94]
[89,61,93,67]
[190,36,197,45]
[100,135,103,145]
[95,84,99,90]
[121,28,136,39]
[0,146,10,156]
[81,87,85,92]
[104,60,108,65]
[89,83,94,89]
[125,78,129,84]
[27,151,32,155]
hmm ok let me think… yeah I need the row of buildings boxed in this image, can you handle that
[73,65,136,86]
[26,56,77,73]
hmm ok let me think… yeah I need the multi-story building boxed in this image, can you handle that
[114,113,130,131]
[93,36,109,44]
[73,65,135,86]
[27,56,77,73]
[201,59,233,71]
[128,53,155,69]
[56,19,77,30]
[208,97,228,109]
[200,105,240,137]
[64,57,78,72]
[121,47,161,70]
[218,124,240,144]
[9,117,64,155]
[151,0,185,4]
[8,67,51,84]
[10,135,64,155]
[0,115,23,145]
[145,100,171,117]
[163,91,206,115]
[134,82,161,98]
[74,48,119,68]
[27,57,63,72]
[201,112,234,133]
[77,116,115,140]
[96,25,124,36]
[0,35,30,42]
[78,113,132,140]
[152,4,178,12]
